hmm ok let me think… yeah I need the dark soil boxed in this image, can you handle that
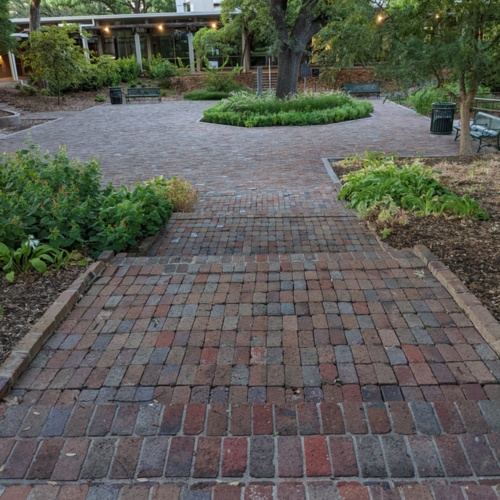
[0,265,86,365]
[0,85,103,113]
[333,154,500,323]
[0,119,52,135]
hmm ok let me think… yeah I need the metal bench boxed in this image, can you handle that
[342,83,381,98]
[454,112,500,152]
[125,87,162,103]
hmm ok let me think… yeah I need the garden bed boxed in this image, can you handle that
[333,154,500,322]
[0,265,85,364]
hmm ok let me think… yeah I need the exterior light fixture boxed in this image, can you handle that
[376,14,384,23]
[158,24,164,31]
[211,22,217,29]
[103,26,110,33]
[435,13,440,19]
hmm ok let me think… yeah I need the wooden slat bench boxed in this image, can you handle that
[342,83,381,98]
[125,87,162,103]
[454,112,500,152]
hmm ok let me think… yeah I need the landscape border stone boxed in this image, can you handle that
[0,258,109,400]
[0,109,20,127]
[413,244,500,355]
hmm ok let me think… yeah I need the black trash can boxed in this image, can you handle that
[109,86,123,105]
[430,102,455,135]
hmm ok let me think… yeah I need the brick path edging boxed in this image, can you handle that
[0,259,108,400]
[413,244,500,355]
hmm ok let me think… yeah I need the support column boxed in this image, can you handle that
[187,32,195,74]
[134,32,143,70]
[8,52,18,81]
[97,34,104,56]
[146,32,153,59]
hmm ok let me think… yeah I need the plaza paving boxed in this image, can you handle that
[0,100,499,499]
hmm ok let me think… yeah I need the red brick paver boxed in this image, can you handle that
[1,100,499,496]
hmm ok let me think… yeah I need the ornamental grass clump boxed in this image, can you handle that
[144,176,199,212]
[0,145,173,267]
[202,90,373,127]
[338,158,489,222]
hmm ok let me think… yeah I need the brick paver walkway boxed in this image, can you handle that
[1,101,499,499]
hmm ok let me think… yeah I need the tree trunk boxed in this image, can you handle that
[29,0,41,33]
[458,99,474,156]
[458,74,478,156]
[241,28,251,73]
[276,47,303,99]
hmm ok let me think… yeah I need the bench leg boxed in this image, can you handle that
[454,129,460,141]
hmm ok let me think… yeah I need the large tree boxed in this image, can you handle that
[376,0,500,155]
[269,0,329,97]
[222,0,331,98]
[29,0,41,32]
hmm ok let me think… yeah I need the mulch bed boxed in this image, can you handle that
[0,119,52,135]
[0,265,86,365]
[333,154,500,323]
[0,86,102,113]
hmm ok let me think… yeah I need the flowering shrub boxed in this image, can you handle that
[0,145,173,258]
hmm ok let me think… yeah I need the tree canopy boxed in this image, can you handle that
[221,0,333,97]
[9,0,176,17]
[375,0,500,154]
[21,24,88,103]
[0,0,16,53]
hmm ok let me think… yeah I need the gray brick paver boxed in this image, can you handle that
[2,98,500,489]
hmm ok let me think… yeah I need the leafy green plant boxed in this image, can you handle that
[20,24,89,103]
[144,54,178,88]
[406,87,449,115]
[113,56,142,83]
[0,236,70,282]
[94,94,106,102]
[203,91,373,127]
[144,176,199,212]
[19,84,37,96]
[338,158,489,222]
[0,145,173,258]
[202,60,243,93]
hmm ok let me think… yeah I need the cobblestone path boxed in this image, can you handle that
[1,101,499,499]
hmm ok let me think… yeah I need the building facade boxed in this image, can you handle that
[4,6,238,81]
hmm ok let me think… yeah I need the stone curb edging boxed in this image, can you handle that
[0,257,110,400]
[413,244,500,355]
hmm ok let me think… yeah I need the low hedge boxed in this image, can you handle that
[202,91,373,127]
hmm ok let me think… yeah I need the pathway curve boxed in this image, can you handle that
[1,100,499,499]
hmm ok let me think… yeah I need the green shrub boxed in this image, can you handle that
[144,55,178,88]
[94,94,106,102]
[407,87,449,115]
[203,91,373,127]
[19,85,37,96]
[338,158,489,220]
[0,145,173,258]
[184,90,232,100]
[203,64,243,93]
[113,56,142,83]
